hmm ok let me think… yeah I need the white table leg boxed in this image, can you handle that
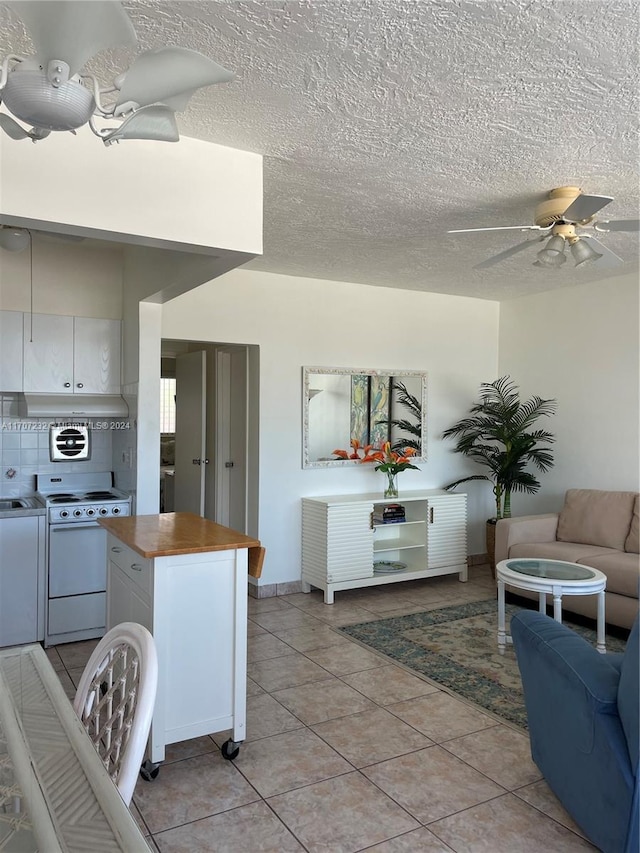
[497,579,506,654]
[552,585,563,623]
[538,591,546,613]
[596,590,606,653]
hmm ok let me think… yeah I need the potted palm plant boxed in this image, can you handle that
[442,376,557,571]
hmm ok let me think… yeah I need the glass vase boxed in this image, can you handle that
[384,471,399,499]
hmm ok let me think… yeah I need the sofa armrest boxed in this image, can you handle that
[495,513,559,564]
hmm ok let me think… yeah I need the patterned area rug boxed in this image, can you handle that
[339,599,627,730]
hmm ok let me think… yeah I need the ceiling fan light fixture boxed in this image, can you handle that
[2,69,95,131]
[536,235,567,267]
[570,237,603,267]
[0,226,30,252]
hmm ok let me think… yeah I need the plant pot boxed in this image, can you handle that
[486,517,497,578]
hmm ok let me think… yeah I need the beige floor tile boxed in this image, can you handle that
[246,676,265,697]
[302,603,382,626]
[277,624,348,652]
[133,752,260,834]
[388,691,496,742]
[272,677,377,725]
[247,620,269,637]
[162,735,217,764]
[303,640,388,675]
[44,647,64,672]
[233,728,351,797]
[55,638,98,669]
[130,800,150,836]
[442,724,541,790]
[248,650,332,692]
[362,746,504,824]
[245,693,304,740]
[280,590,327,609]
[66,666,85,689]
[56,669,77,701]
[248,632,297,662]
[153,800,304,853]
[267,771,420,852]
[429,792,597,852]
[365,826,456,852]
[312,707,433,767]
[342,663,439,704]
[250,608,323,632]
[515,779,589,839]
[248,596,295,614]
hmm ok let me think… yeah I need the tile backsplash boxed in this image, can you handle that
[0,393,121,498]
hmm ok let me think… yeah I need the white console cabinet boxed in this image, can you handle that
[302,490,467,603]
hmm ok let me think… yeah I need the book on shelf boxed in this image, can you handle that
[373,503,406,524]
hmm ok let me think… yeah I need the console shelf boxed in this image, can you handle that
[301,490,467,604]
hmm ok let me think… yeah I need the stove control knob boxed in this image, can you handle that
[112,506,121,515]
[86,508,96,517]
[60,510,69,519]
[99,507,109,516]
[73,509,83,518]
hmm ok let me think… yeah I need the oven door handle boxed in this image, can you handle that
[49,521,101,531]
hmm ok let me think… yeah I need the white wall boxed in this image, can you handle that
[162,268,500,587]
[499,271,639,514]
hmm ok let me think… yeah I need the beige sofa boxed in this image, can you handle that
[495,489,640,629]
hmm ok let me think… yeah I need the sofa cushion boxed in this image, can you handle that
[576,551,640,599]
[557,489,637,551]
[617,616,639,772]
[625,495,640,554]
[509,541,616,564]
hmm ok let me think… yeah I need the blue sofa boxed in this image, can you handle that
[511,610,639,853]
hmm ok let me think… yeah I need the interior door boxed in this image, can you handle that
[215,348,247,531]
[174,351,207,515]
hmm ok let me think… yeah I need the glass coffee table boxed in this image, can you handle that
[496,558,607,655]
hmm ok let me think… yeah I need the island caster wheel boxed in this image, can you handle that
[140,760,160,781]
[221,739,240,761]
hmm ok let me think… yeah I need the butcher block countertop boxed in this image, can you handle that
[99,513,265,577]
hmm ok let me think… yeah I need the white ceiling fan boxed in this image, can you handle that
[448,187,640,271]
[0,0,234,146]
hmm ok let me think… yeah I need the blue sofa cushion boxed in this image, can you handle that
[618,616,639,772]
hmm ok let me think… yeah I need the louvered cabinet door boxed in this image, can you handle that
[302,499,374,589]
[426,493,467,569]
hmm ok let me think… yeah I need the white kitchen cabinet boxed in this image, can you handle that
[105,526,251,764]
[302,490,468,603]
[0,515,46,646]
[23,314,121,394]
[0,311,24,392]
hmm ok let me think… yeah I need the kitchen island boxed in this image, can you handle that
[99,512,264,766]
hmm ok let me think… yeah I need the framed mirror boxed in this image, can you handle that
[302,366,427,468]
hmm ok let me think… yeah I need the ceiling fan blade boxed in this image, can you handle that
[474,236,544,270]
[581,236,625,269]
[8,0,136,76]
[101,105,180,146]
[448,225,545,234]
[594,219,640,233]
[562,193,613,223]
[115,47,233,112]
[0,112,33,139]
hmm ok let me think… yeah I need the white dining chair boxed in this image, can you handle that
[73,622,158,806]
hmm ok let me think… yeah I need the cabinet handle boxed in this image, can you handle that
[370,512,374,530]
[111,546,122,553]
[76,382,84,389]
[130,563,143,572]
[429,507,434,524]
[64,382,71,388]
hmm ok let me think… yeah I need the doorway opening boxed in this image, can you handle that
[159,338,259,537]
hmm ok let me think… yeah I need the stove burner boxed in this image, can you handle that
[47,493,75,499]
[50,496,82,503]
[84,491,117,499]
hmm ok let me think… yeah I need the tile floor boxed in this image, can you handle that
[47,565,598,852]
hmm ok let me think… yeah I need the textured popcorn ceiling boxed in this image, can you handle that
[1,0,638,300]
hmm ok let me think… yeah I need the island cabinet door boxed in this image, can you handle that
[302,500,374,585]
[426,494,468,569]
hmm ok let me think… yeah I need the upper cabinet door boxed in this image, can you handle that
[73,317,121,394]
[23,313,74,393]
[0,311,24,392]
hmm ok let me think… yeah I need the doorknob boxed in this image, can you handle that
[192,458,201,465]
[203,458,210,464]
